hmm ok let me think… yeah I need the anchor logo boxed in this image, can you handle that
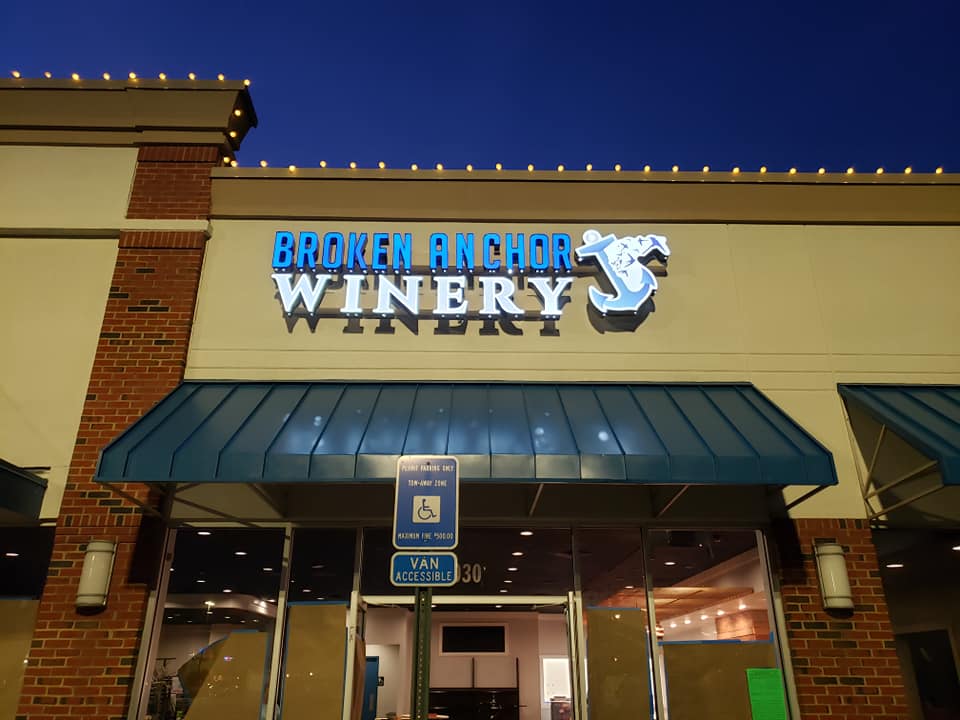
[575,229,671,314]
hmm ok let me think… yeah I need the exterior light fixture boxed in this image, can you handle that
[935,167,944,174]
[732,167,740,174]
[885,563,904,569]
[466,164,473,172]
[260,160,268,168]
[243,78,251,86]
[436,163,443,171]
[230,160,238,167]
[614,164,622,172]
[624,585,634,589]
[818,167,825,174]
[223,588,232,593]
[228,131,238,138]
[520,530,533,536]
[644,165,651,172]
[814,543,853,610]
[76,540,117,608]
[10,70,21,78]
[557,164,564,172]
[846,167,854,175]
[5,552,19,558]
[159,72,167,80]
[586,163,593,171]
[378,161,386,169]
[319,160,327,168]
[102,72,111,80]
[495,163,503,171]
[664,561,676,566]
[702,165,710,173]
[672,165,679,173]
[349,161,357,169]
[876,167,884,174]
[128,72,137,80]
[217,73,225,81]
[759,166,767,174]
[197,530,211,536]
[410,163,418,171]
[512,551,523,556]
[43,71,52,78]
[288,165,296,172]
[71,73,80,81]
[188,72,196,80]
[789,167,797,175]
[233,109,242,117]
[904,167,912,174]
[527,164,534,172]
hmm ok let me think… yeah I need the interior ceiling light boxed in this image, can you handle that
[953,545,960,551]
[197,531,211,536]
[885,563,904,569]
[263,567,273,572]
[520,530,533,536]
[235,551,247,556]
[664,561,676,566]
[507,567,518,572]
[512,551,524,557]
[223,589,232,593]
[5,552,19,558]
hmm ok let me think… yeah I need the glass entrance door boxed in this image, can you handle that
[361,595,574,720]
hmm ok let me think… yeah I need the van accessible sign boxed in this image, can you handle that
[270,227,671,326]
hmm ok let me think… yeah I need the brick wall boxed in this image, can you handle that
[126,145,220,219]
[781,518,909,720]
[17,145,215,719]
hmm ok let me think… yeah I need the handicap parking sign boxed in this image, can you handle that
[393,456,459,550]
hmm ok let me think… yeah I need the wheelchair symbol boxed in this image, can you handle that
[413,496,441,524]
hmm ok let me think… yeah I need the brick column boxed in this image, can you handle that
[781,519,909,720]
[17,145,216,720]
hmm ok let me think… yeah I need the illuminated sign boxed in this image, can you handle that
[270,228,670,331]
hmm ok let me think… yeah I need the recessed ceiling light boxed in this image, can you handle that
[268,598,276,603]
[512,551,524,556]
[235,551,247,556]
[700,614,708,621]
[166,616,173,620]
[169,568,174,572]
[263,567,273,572]
[197,531,211,536]
[5,552,19,558]
[503,579,513,584]
[664,561,676,566]
[683,618,691,625]
[614,614,621,620]
[225,615,232,619]
[312,563,325,569]
[196,579,206,583]
[500,589,508,593]
[953,545,960,551]
[669,622,677,628]
[520,531,533,536]
[507,567,518,572]
[223,589,232,593]
[624,585,634,589]
[885,563,904,569]
[495,604,502,608]
[739,602,747,610]
[204,600,215,607]
[716,609,725,616]
[303,588,311,593]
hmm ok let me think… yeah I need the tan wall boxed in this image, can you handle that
[187,220,960,519]
[0,600,38,720]
[0,146,137,230]
[0,237,118,517]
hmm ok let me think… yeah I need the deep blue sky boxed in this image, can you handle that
[4,0,958,172]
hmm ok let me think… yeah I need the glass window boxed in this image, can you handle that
[648,529,787,720]
[577,528,654,720]
[148,527,284,720]
[0,527,53,718]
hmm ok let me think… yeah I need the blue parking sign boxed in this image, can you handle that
[393,455,459,550]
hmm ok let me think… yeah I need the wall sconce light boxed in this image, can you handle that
[814,543,853,610]
[76,540,117,609]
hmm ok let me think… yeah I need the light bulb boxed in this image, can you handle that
[228,131,237,138]
[614,163,622,172]
[818,167,825,174]
[495,163,503,171]
[586,163,593,171]
[230,160,238,167]
[904,166,912,174]
[222,157,230,164]
[876,167,884,174]
[243,78,251,86]
[378,161,386,169]
[846,167,854,174]
[789,167,797,174]
[217,73,225,81]
[319,160,327,168]
[10,70,21,78]
[43,71,52,78]
[128,72,137,80]
[71,73,80,81]
[527,164,534,172]
[672,165,679,173]
[102,72,111,80]
[466,164,473,172]
[259,160,268,168]
[411,163,418,171]
[760,166,767,173]
[188,72,196,80]
[935,167,944,174]
[233,109,242,117]
[644,165,651,172]
[288,165,296,172]
[732,167,740,174]
[436,163,443,170]
[349,161,357,169]
[158,72,167,80]
[702,165,710,173]
[557,164,564,172]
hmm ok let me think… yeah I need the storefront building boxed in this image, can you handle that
[2,77,959,720]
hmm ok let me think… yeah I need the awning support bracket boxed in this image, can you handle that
[654,485,689,518]
[784,484,827,511]
[95,480,165,518]
[528,483,545,517]
[862,459,939,502]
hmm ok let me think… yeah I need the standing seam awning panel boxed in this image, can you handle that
[839,385,960,485]
[96,382,838,486]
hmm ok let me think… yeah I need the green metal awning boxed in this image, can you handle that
[96,382,836,487]
[839,385,960,485]
[0,458,47,521]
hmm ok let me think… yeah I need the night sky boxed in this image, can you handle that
[4,0,957,172]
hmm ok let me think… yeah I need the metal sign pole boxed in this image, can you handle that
[410,587,433,720]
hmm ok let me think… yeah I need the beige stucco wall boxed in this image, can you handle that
[0,237,118,518]
[187,220,960,519]
[0,146,137,230]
